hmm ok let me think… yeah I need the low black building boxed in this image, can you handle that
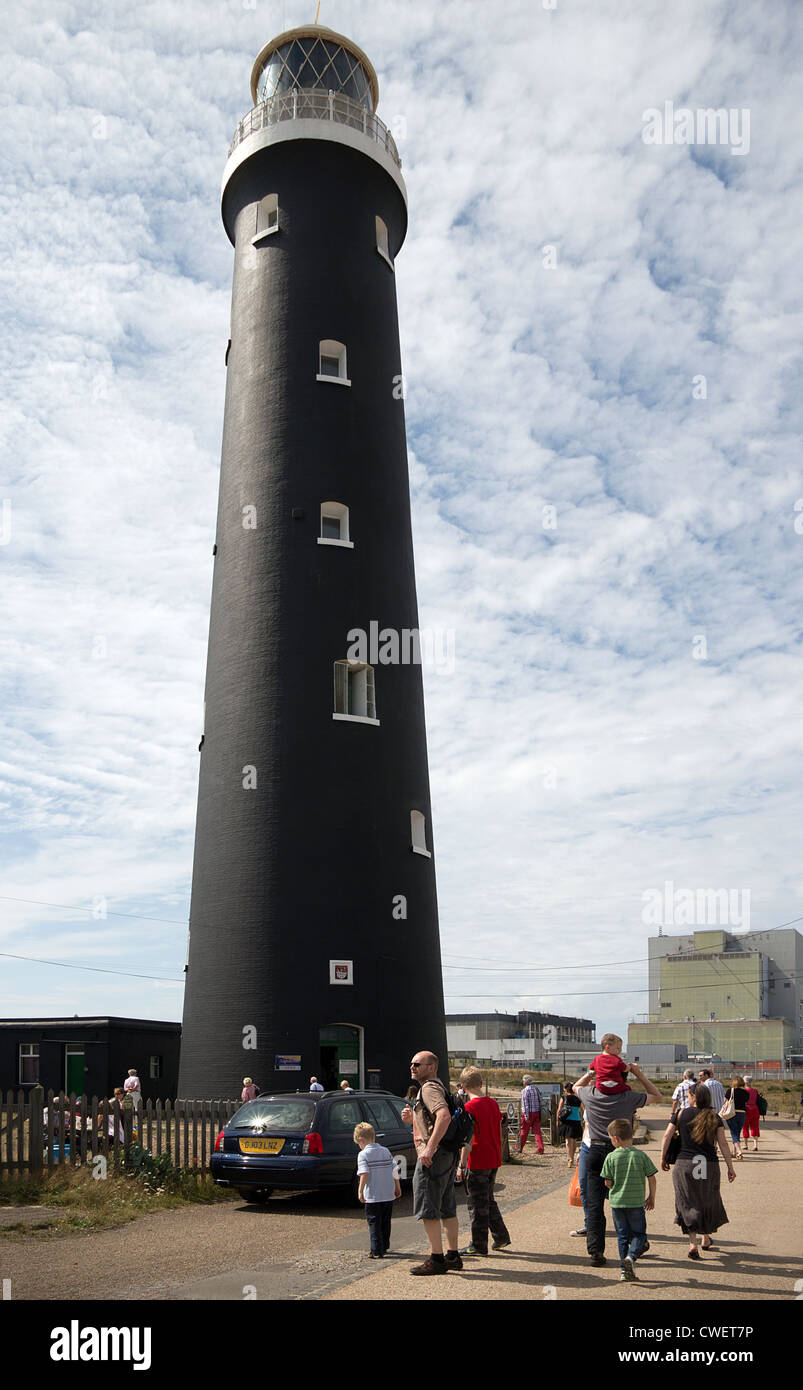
[0,1017,181,1100]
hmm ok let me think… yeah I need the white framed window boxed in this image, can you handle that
[317,339,350,386]
[252,193,279,244]
[411,810,431,857]
[333,660,378,725]
[375,215,393,270]
[318,501,353,548]
[19,1042,39,1084]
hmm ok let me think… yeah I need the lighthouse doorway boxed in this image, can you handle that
[319,1024,363,1090]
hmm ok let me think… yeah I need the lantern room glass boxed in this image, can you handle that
[256,36,374,110]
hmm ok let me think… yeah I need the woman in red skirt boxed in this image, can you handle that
[742,1079,761,1152]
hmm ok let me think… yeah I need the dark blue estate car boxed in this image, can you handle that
[210,1090,417,1203]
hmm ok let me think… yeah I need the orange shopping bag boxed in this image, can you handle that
[568,1162,583,1208]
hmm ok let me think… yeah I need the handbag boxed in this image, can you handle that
[568,1162,583,1208]
[719,1094,735,1121]
[658,1112,677,1167]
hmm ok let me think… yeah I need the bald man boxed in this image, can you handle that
[401,1050,462,1275]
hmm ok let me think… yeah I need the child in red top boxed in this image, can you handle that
[590,1033,630,1095]
[457,1066,511,1256]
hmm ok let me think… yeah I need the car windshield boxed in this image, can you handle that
[228,1099,316,1132]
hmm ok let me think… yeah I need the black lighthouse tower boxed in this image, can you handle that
[178,25,447,1097]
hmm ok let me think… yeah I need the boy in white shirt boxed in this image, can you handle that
[355,1122,402,1258]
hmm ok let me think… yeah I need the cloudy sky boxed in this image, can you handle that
[2,0,802,1050]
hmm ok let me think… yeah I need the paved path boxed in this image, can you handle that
[3,1111,799,1300]
[325,1112,803,1301]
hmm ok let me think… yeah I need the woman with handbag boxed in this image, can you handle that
[558,1083,583,1167]
[723,1077,749,1158]
[661,1083,736,1260]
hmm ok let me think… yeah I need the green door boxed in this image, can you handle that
[319,1025,361,1088]
[65,1047,85,1095]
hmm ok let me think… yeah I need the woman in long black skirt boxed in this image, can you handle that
[660,1083,737,1259]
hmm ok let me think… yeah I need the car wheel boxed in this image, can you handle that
[236,1187,274,1204]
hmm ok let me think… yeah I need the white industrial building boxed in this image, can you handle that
[447,1011,596,1069]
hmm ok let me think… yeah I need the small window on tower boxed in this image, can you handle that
[252,193,279,244]
[318,502,353,548]
[317,340,350,386]
[333,660,378,725]
[375,216,393,269]
[410,810,431,858]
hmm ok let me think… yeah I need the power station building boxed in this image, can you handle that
[178,26,447,1097]
[628,928,803,1068]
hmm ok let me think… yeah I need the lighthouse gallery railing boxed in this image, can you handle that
[229,88,401,167]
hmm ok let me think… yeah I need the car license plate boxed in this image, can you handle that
[239,1137,285,1155]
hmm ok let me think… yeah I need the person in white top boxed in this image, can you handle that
[671,1071,697,1113]
[123,1070,142,1110]
[309,1076,324,1092]
[699,1069,725,1112]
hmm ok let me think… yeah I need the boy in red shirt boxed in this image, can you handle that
[456,1067,512,1256]
[590,1033,630,1095]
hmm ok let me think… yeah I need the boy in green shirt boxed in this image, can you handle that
[601,1117,657,1281]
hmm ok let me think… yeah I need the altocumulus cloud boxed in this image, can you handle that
[1,0,802,1041]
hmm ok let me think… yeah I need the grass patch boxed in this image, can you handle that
[0,1159,236,1237]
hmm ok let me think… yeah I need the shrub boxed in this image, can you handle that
[119,1144,179,1193]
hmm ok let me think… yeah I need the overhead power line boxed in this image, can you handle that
[442,955,649,972]
[445,971,802,1000]
[4,894,802,948]
[0,894,188,927]
[441,915,803,968]
[2,893,802,994]
[0,950,183,984]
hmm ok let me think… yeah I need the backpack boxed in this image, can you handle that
[418,1079,475,1153]
[756,1093,768,1118]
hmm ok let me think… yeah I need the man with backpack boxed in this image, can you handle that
[401,1050,471,1276]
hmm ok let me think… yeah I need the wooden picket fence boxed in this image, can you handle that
[0,1088,241,1176]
